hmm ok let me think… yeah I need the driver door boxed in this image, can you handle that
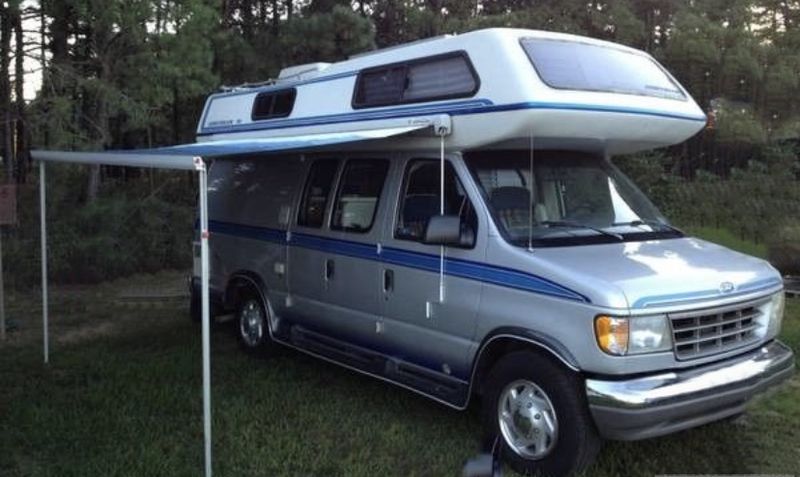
[378,157,485,380]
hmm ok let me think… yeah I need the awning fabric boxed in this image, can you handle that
[30,124,430,170]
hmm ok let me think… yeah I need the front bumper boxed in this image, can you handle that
[586,340,795,440]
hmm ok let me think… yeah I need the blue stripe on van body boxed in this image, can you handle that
[197,98,705,136]
[382,247,588,302]
[631,276,783,309]
[198,99,493,135]
[291,232,379,261]
[209,220,286,244]
[477,101,707,123]
[207,220,589,304]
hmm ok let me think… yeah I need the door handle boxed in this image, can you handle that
[325,259,335,281]
[383,269,394,293]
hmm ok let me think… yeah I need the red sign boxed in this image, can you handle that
[0,185,16,225]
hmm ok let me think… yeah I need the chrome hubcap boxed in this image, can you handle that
[239,299,264,347]
[498,379,558,459]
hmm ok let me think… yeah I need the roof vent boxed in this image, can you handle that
[277,63,331,81]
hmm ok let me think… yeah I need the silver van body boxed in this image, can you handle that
[189,28,793,476]
[195,149,793,444]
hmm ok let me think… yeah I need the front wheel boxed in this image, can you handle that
[236,289,276,356]
[482,351,601,476]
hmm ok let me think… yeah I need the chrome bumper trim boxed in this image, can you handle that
[586,340,795,410]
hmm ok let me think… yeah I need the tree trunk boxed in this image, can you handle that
[85,10,113,203]
[242,0,254,41]
[50,2,69,64]
[172,82,180,144]
[0,6,12,183]
[271,0,279,33]
[12,3,26,183]
[40,6,48,148]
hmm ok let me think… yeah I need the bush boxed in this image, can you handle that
[768,226,800,276]
[46,196,194,283]
[3,165,195,290]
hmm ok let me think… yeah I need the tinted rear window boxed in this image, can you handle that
[521,38,685,101]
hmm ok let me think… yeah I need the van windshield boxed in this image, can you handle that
[465,151,682,247]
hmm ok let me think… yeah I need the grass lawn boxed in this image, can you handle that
[1,271,798,477]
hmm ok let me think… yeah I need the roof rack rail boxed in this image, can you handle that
[217,79,278,93]
[349,34,455,59]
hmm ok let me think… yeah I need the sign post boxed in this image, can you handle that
[0,184,17,341]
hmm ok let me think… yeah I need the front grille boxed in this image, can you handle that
[669,301,765,360]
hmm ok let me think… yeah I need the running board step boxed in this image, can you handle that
[289,324,468,405]
[290,326,384,374]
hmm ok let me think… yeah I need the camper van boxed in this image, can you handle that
[189,29,794,476]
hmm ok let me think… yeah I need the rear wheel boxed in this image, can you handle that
[482,351,600,476]
[236,288,276,356]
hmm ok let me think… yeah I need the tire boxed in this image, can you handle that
[235,287,276,356]
[481,351,601,477]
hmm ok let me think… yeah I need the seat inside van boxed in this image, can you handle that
[399,194,439,239]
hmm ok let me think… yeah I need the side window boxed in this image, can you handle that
[395,160,477,247]
[251,88,296,120]
[297,160,339,228]
[352,52,479,109]
[331,159,390,233]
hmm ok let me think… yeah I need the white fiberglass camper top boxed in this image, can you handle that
[198,28,706,153]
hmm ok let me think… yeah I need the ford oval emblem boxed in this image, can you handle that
[719,281,735,294]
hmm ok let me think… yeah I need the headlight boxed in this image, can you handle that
[767,292,785,338]
[595,315,673,356]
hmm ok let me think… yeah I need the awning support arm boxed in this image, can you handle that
[196,157,213,477]
[40,161,49,364]
[434,116,451,304]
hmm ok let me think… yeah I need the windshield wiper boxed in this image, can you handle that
[613,219,684,235]
[540,220,624,241]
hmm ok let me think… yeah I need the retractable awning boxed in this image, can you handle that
[28,116,451,477]
[31,121,448,169]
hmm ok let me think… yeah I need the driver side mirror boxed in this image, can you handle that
[423,215,462,246]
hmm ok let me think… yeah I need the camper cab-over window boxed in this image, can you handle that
[521,38,686,100]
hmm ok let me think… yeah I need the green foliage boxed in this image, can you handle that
[767,225,800,275]
[282,5,375,63]
[3,167,194,290]
[616,142,800,260]
[684,226,768,259]
[715,107,767,145]
[45,196,193,283]
[7,0,799,285]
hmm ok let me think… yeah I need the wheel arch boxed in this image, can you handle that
[468,327,581,404]
[224,270,270,312]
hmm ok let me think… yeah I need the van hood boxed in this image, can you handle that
[534,237,782,310]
